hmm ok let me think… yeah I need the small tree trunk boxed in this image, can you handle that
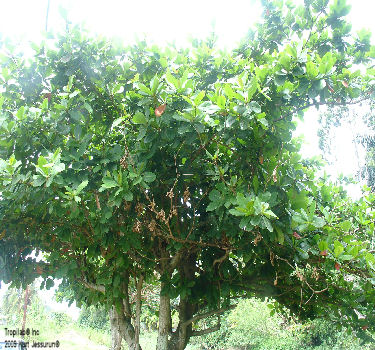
[21,286,29,339]
[134,275,144,350]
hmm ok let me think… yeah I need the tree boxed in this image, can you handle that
[1,282,45,327]
[1,0,375,349]
[318,103,375,189]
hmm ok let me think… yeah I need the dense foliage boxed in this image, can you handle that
[1,0,375,349]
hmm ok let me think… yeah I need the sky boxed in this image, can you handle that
[0,0,374,318]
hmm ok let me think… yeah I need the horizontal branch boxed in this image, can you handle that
[293,93,373,115]
[81,280,105,293]
[182,305,236,327]
[191,324,220,337]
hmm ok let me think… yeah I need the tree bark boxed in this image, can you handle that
[111,303,142,350]
[109,270,143,350]
[21,285,29,339]
[135,275,144,349]
[168,298,195,350]
[110,307,123,350]
[156,283,172,350]
[156,251,199,350]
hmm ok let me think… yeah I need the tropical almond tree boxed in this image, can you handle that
[1,0,375,349]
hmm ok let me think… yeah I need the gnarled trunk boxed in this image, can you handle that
[156,252,198,350]
[168,298,195,350]
[109,270,143,350]
[111,304,142,350]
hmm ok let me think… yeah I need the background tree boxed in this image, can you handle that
[1,282,46,327]
[318,102,375,189]
[1,1,375,349]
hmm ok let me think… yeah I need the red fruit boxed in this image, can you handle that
[293,232,301,239]
[155,104,166,117]
[320,250,328,256]
[335,262,341,271]
[362,325,368,331]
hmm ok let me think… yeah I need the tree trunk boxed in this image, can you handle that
[110,307,123,350]
[135,275,144,349]
[156,251,198,350]
[156,283,172,350]
[111,304,142,350]
[21,285,29,339]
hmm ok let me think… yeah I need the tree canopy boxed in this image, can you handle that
[1,0,375,349]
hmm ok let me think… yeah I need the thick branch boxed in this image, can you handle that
[81,280,105,293]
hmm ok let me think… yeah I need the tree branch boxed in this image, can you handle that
[81,280,105,293]
[182,305,236,327]
[191,324,220,337]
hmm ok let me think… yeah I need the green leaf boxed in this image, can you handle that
[124,191,133,201]
[70,110,83,122]
[249,101,261,113]
[143,172,156,183]
[365,253,375,270]
[340,255,353,261]
[138,83,152,96]
[132,112,147,125]
[166,71,180,89]
[312,216,326,228]
[209,189,221,202]
[207,202,220,212]
[275,227,284,245]
[334,240,344,257]
[76,180,89,193]
[313,79,326,91]
[340,220,352,232]
[100,178,118,191]
[318,240,328,252]
[112,117,124,128]
[216,95,226,109]
[16,106,25,120]
[32,175,45,187]
[275,74,287,86]
[247,76,258,100]
[262,217,273,232]
[194,91,205,105]
[319,52,336,74]
[84,102,93,113]
[306,61,319,78]
[45,278,54,290]
[150,75,160,95]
